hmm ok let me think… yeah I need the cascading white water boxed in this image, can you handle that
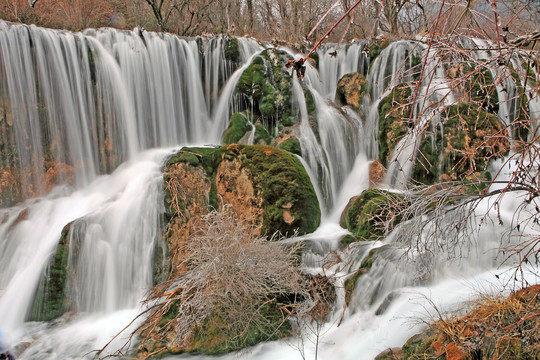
[0,21,262,358]
[286,47,370,213]
[0,148,172,355]
[0,22,261,200]
[0,21,538,360]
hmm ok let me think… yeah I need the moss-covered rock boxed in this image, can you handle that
[226,144,320,236]
[335,72,369,110]
[379,285,540,360]
[278,137,302,156]
[340,189,404,242]
[142,146,320,356]
[378,84,412,167]
[29,223,73,321]
[437,103,509,181]
[222,112,251,145]
[223,35,240,62]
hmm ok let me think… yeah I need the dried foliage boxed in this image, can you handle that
[135,205,310,357]
[3,0,540,43]
[424,285,540,359]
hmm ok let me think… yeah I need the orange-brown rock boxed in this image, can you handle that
[215,157,264,234]
[369,159,386,188]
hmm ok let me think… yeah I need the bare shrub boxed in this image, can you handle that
[137,205,310,357]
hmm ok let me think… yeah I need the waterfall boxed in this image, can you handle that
[286,47,369,213]
[0,21,263,358]
[0,20,538,360]
[0,21,260,204]
[0,148,171,340]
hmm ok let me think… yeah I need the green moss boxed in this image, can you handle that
[188,299,290,355]
[279,137,301,156]
[29,223,71,321]
[222,112,251,145]
[342,190,404,241]
[440,103,509,180]
[378,84,412,166]
[223,36,240,62]
[254,125,272,145]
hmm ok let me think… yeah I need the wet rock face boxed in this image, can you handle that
[378,83,509,186]
[335,72,369,110]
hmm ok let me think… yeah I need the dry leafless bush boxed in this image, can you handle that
[134,204,311,357]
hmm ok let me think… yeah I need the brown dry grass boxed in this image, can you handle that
[429,285,540,359]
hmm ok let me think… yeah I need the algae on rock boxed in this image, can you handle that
[340,189,405,242]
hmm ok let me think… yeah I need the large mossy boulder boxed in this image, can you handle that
[340,189,404,242]
[336,72,369,110]
[141,144,320,356]
[165,144,320,238]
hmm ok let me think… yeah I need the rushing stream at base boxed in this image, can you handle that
[0,21,538,359]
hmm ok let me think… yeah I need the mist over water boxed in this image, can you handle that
[0,21,538,360]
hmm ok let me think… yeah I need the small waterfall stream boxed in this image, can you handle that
[0,21,538,360]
